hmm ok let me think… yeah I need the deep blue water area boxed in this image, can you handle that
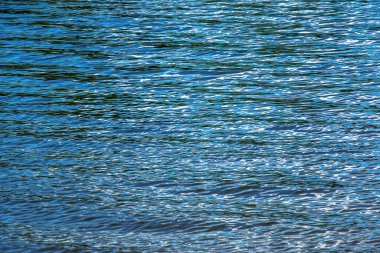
[0,0,379,252]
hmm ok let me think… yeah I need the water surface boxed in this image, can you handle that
[1,0,379,252]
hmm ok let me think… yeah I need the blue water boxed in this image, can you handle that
[1,1,379,252]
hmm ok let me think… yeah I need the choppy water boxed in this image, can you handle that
[1,0,379,252]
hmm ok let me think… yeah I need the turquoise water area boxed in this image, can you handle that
[0,1,379,252]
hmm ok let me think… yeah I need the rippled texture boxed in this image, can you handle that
[1,1,379,252]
